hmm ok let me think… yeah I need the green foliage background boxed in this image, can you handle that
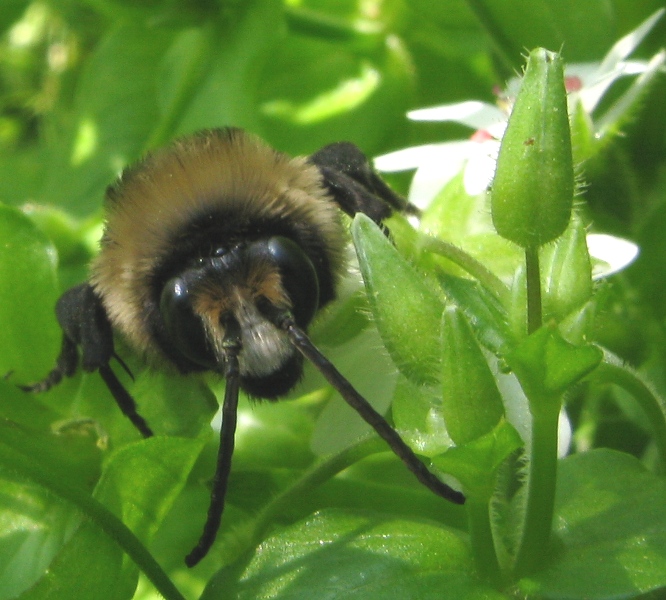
[0,1,665,599]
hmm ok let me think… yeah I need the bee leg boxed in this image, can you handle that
[309,141,421,224]
[21,334,79,393]
[25,283,153,438]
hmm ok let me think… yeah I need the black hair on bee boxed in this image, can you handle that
[26,127,464,567]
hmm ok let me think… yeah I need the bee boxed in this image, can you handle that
[26,127,464,567]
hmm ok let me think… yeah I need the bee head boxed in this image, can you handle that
[158,236,319,396]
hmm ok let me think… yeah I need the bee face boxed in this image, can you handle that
[158,235,319,397]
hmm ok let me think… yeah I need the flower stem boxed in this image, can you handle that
[248,436,388,546]
[525,246,542,334]
[591,355,666,473]
[513,401,560,577]
[419,234,509,302]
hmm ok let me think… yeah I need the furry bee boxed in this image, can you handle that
[27,128,464,566]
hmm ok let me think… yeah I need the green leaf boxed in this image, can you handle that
[541,217,593,321]
[310,325,398,455]
[0,204,60,383]
[132,370,218,439]
[420,171,520,284]
[392,374,453,458]
[520,449,666,599]
[0,0,28,35]
[0,413,100,599]
[436,273,513,354]
[258,15,413,154]
[207,509,508,600]
[175,0,284,135]
[352,213,444,385]
[468,0,616,68]
[432,420,523,501]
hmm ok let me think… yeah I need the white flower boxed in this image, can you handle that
[373,102,504,207]
[375,9,665,208]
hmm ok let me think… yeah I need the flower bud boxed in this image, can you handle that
[491,48,574,249]
[440,306,504,445]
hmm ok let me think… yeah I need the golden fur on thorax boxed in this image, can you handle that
[90,128,346,362]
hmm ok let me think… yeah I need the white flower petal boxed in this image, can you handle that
[408,100,506,130]
[576,59,657,113]
[374,143,448,172]
[463,140,500,195]
[408,155,469,208]
[587,233,640,279]
[374,141,478,172]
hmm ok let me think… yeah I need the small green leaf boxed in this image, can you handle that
[491,48,574,249]
[436,273,513,355]
[508,325,602,405]
[352,213,444,385]
[440,306,505,445]
[432,420,523,501]
[392,374,453,458]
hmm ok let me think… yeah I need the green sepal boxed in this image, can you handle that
[352,213,445,385]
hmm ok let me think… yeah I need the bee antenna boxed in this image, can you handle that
[185,319,242,568]
[275,312,465,506]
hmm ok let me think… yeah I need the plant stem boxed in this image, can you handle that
[0,440,186,600]
[419,234,509,302]
[467,498,503,585]
[248,436,389,546]
[591,356,666,473]
[513,401,560,577]
[525,246,542,334]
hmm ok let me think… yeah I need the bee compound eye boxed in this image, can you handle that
[248,237,320,328]
[159,276,218,369]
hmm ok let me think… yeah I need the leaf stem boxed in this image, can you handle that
[525,246,542,334]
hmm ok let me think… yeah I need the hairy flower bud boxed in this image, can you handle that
[491,48,574,249]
